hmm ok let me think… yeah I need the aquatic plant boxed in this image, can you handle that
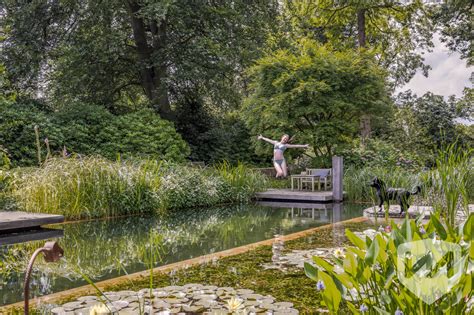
[7,157,267,219]
[421,142,473,227]
[343,166,422,203]
[305,214,473,314]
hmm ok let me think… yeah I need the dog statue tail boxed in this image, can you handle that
[411,186,421,195]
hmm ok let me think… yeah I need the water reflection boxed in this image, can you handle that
[0,202,364,306]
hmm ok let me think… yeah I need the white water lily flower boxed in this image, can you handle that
[226,297,245,311]
[89,304,109,315]
[333,248,345,259]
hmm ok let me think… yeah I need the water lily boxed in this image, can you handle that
[360,304,368,312]
[89,304,109,315]
[226,297,244,311]
[316,280,325,291]
[333,248,345,259]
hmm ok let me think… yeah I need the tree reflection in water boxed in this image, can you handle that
[0,203,364,305]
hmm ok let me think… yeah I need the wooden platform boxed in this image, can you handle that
[255,189,344,202]
[256,200,334,209]
[0,211,64,233]
[0,228,64,246]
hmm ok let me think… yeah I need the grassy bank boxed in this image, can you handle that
[3,157,268,220]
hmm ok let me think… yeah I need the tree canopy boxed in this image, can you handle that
[243,39,390,161]
[1,0,279,117]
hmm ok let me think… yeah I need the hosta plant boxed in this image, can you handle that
[305,214,473,314]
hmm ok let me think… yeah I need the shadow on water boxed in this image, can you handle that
[0,202,365,305]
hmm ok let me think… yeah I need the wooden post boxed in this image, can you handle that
[332,156,343,202]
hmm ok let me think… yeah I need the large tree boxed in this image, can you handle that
[1,0,279,119]
[280,0,434,87]
[243,39,390,162]
[430,0,473,65]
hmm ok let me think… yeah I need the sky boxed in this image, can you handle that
[398,34,472,98]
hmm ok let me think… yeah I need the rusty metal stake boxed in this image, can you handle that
[24,241,64,315]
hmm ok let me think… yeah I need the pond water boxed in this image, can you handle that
[0,202,366,306]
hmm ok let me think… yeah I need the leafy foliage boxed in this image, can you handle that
[0,100,189,166]
[305,215,473,314]
[430,0,473,65]
[243,39,389,160]
[280,0,434,86]
[1,0,279,117]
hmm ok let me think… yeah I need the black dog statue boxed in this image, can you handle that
[369,177,421,214]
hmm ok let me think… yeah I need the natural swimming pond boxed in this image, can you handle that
[0,202,366,306]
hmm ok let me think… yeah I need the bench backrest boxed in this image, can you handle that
[307,168,331,178]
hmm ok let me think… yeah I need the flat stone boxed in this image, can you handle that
[51,307,66,314]
[274,301,294,308]
[74,308,91,315]
[236,289,254,295]
[77,296,98,302]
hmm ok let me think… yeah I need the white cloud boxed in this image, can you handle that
[397,34,472,98]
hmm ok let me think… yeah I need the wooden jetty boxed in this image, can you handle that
[0,228,64,246]
[256,156,345,203]
[255,189,344,202]
[0,211,65,246]
[0,211,64,232]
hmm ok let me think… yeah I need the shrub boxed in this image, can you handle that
[338,138,420,169]
[97,109,190,162]
[0,101,190,165]
[0,99,64,165]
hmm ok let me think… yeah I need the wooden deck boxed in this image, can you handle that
[0,211,64,232]
[0,228,64,246]
[255,189,345,202]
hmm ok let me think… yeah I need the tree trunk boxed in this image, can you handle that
[357,8,371,138]
[357,9,366,48]
[127,1,173,120]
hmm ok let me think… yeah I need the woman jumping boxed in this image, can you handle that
[257,134,309,178]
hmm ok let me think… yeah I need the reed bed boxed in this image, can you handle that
[343,166,423,203]
[7,157,268,220]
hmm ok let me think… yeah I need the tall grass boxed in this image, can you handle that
[344,166,422,203]
[7,157,268,220]
[421,143,473,226]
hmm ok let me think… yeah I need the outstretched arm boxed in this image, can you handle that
[257,135,277,145]
[286,144,310,149]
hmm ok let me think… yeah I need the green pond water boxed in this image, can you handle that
[0,202,366,306]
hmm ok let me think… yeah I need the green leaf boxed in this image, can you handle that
[304,261,318,281]
[462,213,473,241]
[365,236,380,265]
[400,217,412,241]
[346,229,367,249]
[319,271,342,313]
[411,252,432,273]
[312,256,334,273]
[430,214,447,240]
[373,306,391,315]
